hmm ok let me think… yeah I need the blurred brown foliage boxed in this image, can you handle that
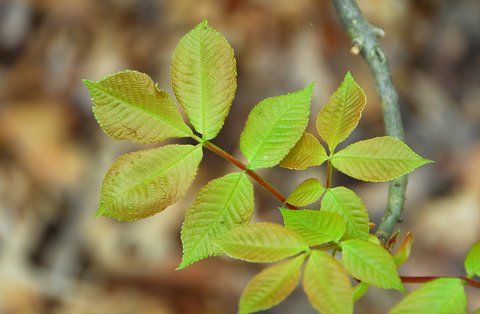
[0,0,479,313]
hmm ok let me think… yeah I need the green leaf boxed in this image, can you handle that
[465,240,480,278]
[240,83,314,169]
[316,72,366,153]
[303,250,353,314]
[286,178,325,207]
[473,309,480,314]
[321,187,369,240]
[84,70,192,144]
[239,254,305,314]
[388,278,466,314]
[280,132,328,169]
[352,282,369,302]
[171,20,236,140]
[178,172,254,269]
[216,223,309,263]
[331,136,432,182]
[393,232,414,267]
[341,239,405,292]
[97,144,202,221]
[280,208,346,246]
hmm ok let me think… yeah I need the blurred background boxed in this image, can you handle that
[1,0,479,313]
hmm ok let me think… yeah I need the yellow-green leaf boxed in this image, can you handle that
[303,251,353,314]
[331,136,432,182]
[84,70,192,144]
[352,282,369,302]
[341,239,405,292]
[171,19,236,140]
[280,208,346,246]
[388,278,466,314]
[465,240,480,278]
[179,172,254,269]
[316,72,366,153]
[321,187,369,240]
[98,144,202,221]
[239,254,305,314]
[394,232,414,267]
[280,132,328,169]
[216,223,309,263]
[240,84,314,169]
[286,178,325,207]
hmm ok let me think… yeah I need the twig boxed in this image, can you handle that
[400,276,480,289]
[331,0,408,243]
[202,141,299,210]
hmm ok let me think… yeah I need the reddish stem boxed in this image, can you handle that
[400,276,480,289]
[202,141,299,210]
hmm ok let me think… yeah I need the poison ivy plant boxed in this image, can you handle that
[84,20,479,314]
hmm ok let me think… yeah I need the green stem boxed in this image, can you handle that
[200,140,299,210]
[331,0,407,243]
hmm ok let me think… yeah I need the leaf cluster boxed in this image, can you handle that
[84,20,479,314]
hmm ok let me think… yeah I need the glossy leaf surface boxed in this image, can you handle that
[179,172,254,269]
[84,70,191,144]
[331,137,432,182]
[240,84,314,169]
[239,254,305,314]
[98,145,202,221]
[171,20,236,140]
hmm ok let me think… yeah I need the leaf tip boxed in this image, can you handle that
[304,82,315,94]
[82,79,95,89]
[199,18,209,29]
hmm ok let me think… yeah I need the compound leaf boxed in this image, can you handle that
[303,251,353,314]
[331,136,432,182]
[388,278,466,314]
[316,72,366,153]
[465,240,480,278]
[280,208,346,246]
[286,178,325,207]
[240,84,314,169]
[239,254,305,314]
[98,144,202,221]
[280,132,328,169]
[171,19,236,140]
[341,239,405,292]
[179,172,254,269]
[84,70,192,144]
[321,187,369,240]
[217,223,309,263]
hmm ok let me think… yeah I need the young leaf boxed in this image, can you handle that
[179,172,254,269]
[280,208,346,246]
[84,70,192,144]
[352,282,369,302]
[341,239,405,292]
[316,72,366,153]
[239,254,305,314]
[286,178,325,207]
[321,187,369,240]
[240,83,314,169]
[393,232,414,267]
[303,250,353,314]
[388,278,467,314]
[216,223,309,263]
[171,19,236,140]
[97,144,202,221]
[331,136,432,182]
[464,240,480,278]
[280,132,328,169]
